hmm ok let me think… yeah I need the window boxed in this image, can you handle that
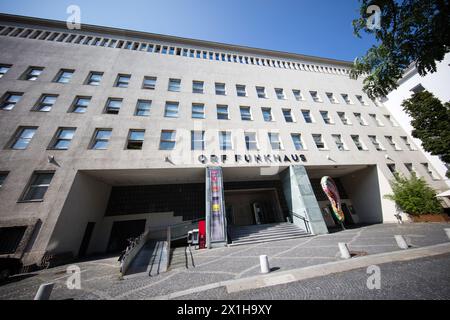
[283,109,294,122]
[302,109,313,123]
[332,134,347,151]
[292,89,304,101]
[50,128,76,150]
[33,94,58,112]
[387,163,397,175]
[159,130,176,150]
[142,76,156,90]
[0,64,11,78]
[104,98,122,114]
[385,136,401,150]
[256,86,266,98]
[86,72,103,86]
[240,106,252,121]
[275,88,286,100]
[356,95,367,105]
[320,111,333,124]
[353,112,367,126]
[291,134,305,150]
[219,131,232,150]
[369,113,383,126]
[164,101,179,118]
[22,67,44,81]
[310,91,322,102]
[400,136,415,150]
[10,127,37,150]
[135,100,151,116]
[191,130,205,150]
[20,172,54,201]
[167,78,181,92]
[236,84,247,97]
[312,134,326,150]
[115,74,131,88]
[326,92,338,104]
[191,103,205,119]
[70,96,91,113]
[217,105,229,120]
[421,163,437,179]
[341,94,352,104]
[90,129,112,150]
[245,132,258,150]
[192,81,204,94]
[268,133,282,150]
[54,69,74,83]
[410,83,425,94]
[0,172,8,188]
[215,82,226,95]
[368,135,384,151]
[262,108,273,122]
[126,130,145,150]
[337,112,351,125]
[0,92,23,110]
[351,135,366,151]
[384,115,397,126]
[404,163,415,174]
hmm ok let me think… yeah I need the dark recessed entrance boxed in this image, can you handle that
[107,219,146,253]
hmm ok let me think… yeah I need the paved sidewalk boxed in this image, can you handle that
[0,222,449,300]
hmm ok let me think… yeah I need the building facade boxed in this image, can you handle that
[0,14,448,266]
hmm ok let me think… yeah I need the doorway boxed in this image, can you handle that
[107,219,146,253]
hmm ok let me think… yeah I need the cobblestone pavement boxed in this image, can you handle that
[0,222,449,300]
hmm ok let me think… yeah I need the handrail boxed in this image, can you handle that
[289,211,311,234]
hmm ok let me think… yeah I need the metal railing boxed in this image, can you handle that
[289,211,311,234]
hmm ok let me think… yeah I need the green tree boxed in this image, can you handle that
[350,0,450,99]
[402,91,450,177]
[384,173,442,215]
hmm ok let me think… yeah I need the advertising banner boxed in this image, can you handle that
[206,167,226,245]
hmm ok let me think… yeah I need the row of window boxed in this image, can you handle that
[6,126,416,152]
[0,64,373,105]
[0,24,351,76]
[0,92,395,126]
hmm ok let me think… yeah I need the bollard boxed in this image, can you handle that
[259,255,270,274]
[444,229,450,241]
[338,242,351,259]
[34,282,55,300]
[394,235,409,249]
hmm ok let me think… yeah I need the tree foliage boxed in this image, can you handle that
[402,91,450,177]
[384,173,442,215]
[350,0,450,99]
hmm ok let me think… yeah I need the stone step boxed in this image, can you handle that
[231,229,307,241]
[231,226,303,237]
[229,233,312,247]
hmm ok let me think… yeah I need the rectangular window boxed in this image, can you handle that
[292,89,304,101]
[142,76,156,90]
[245,132,258,150]
[192,103,205,119]
[302,109,313,123]
[0,92,23,111]
[326,92,338,104]
[401,136,415,150]
[387,163,397,175]
[312,134,326,150]
[168,78,181,92]
[135,100,151,116]
[50,128,76,150]
[10,127,37,150]
[368,135,384,151]
[240,106,252,121]
[191,130,205,150]
[54,69,74,83]
[384,115,397,126]
[33,94,58,112]
[86,72,103,86]
[104,98,122,114]
[337,112,351,125]
[115,74,131,88]
[236,84,247,97]
[283,109,294,122]
[22,67,44,81]
[70,96,91,113]
[215,82,226,95]
[0,64,11,78]
[356,95,367,105]
[192,80,204,94]
[404,163,415,174]
[165,101,179,118]
[385,136,401,150]
[275,88,286,100]
[291,133,305,150]
[320,111,333,124]
[126,130,145,150]
[421,163,437,179]
[159,130,176,150]
[351,135,366,151]
[310,91,322,102]
[90,129,112,150]
[256,86,267,98]
[341,94,352,104]
[20,172,54,201]
[268,133,282,150]
[369,113,383,126]
[354,112,367,126]
[262,108,273,122]
[217,105,229,120]
[0,172,9,188]
[219,131,232,150]
[332,134,347,151]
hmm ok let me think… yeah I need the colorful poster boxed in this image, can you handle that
[320,176,345,223]
[207,167,226,243]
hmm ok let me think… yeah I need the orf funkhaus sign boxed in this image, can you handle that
[206,167,227,247]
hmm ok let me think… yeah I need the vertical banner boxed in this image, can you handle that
[206,167,226,246]
[320,176,345,224]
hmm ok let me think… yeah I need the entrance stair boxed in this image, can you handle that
[168,246,195,270]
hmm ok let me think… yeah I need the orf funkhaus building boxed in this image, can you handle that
[0,14,448,268]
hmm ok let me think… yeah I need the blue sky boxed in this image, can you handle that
[0,0,376,62]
